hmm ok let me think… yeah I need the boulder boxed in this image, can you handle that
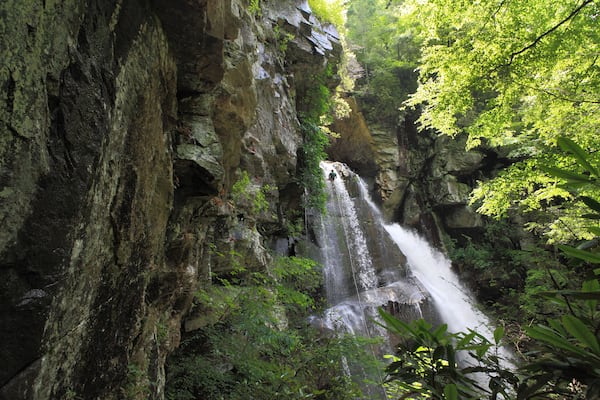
[442,205,484,229]
[429,174,472,206]
[431,134,484,177]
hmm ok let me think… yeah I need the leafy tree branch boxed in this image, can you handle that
[505,0,595,67]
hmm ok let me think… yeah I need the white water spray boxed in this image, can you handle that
[317,161,514,364]
[383,224,494,335]
[315,161,518,400]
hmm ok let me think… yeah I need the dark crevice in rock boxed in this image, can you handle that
[176,89,204,101]
[4,74,15,113]
[173,160,219,200]
[113,0,148,63]
[100,67,116,106]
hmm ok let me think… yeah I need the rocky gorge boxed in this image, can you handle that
[327,97,503,248]
[0,0,520,399]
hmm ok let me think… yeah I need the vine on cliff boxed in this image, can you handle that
[298,64,336,211]
[299,120,329,211]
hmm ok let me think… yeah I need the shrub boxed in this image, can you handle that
[165,255,368,400]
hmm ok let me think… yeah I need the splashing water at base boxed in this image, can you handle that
[383,224,493,336]
[315,162,514,397]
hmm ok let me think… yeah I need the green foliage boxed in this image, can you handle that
[380,281,600,399]
[469,158,572,222]
[231,170,271,214]
[64,390,79,400]
[535,136,600,242]
[299,121,328,211]
[520,265,570,318]
[382,164,600,398]
[273,24,295,53]
[443,211,592,329]
[378,310,515,399]
[515,141,600,396]
[519,277,600,399]
[308,0,346,31]
[446,236,493,272]
[346,0,422,125]
[248,0,261,15]
[443,220,542,319]
[272,256,322,312]
[284,216,305,239]
[401,0,600,239]
[517,149,600,396]
[165,255,369,400]
[295,63,337,211]
[299,65,334,123]
[341,0,600,396]
[408,0,599,139]
[469,136,600,242]
[156,319,168,344]
[122,364,150,400]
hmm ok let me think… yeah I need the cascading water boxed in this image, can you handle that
[316,162,433,340]
[315,161,512,396]
[383,225,494,336]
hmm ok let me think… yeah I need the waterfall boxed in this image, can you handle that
[382,225,494,336]
[315,161,512,396]
[316,162,432,340]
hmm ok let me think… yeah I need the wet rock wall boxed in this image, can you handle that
[0,1,340,399]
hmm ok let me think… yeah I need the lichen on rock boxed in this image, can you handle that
[0,1,343,399]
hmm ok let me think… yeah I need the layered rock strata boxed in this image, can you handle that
[0,1,340,399]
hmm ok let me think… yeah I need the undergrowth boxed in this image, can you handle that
[165,254,376,399]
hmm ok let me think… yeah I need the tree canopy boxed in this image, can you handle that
[345,0,423,124]
[400,0,600,241]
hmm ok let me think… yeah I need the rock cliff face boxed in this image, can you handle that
[328,101,498,245]
[0,1,340,399]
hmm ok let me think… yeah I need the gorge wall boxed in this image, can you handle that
[328,98,503,246]
[327,76,526,307]
[0,1,340,399]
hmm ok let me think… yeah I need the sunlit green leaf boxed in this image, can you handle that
[539,165,591,183]
[547,318,567,337]
[582,279,600,291]
[562,314,600,354]
[557,137,599,177]
[444,383,458,400]
[493,326,504,345]
[456,331,477,349]
[558,181,591,190]
[558,245,600,263]
[432,323,448,340]
[587,227,600,236]
[377,309,416,337]
[525,325,588,358]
